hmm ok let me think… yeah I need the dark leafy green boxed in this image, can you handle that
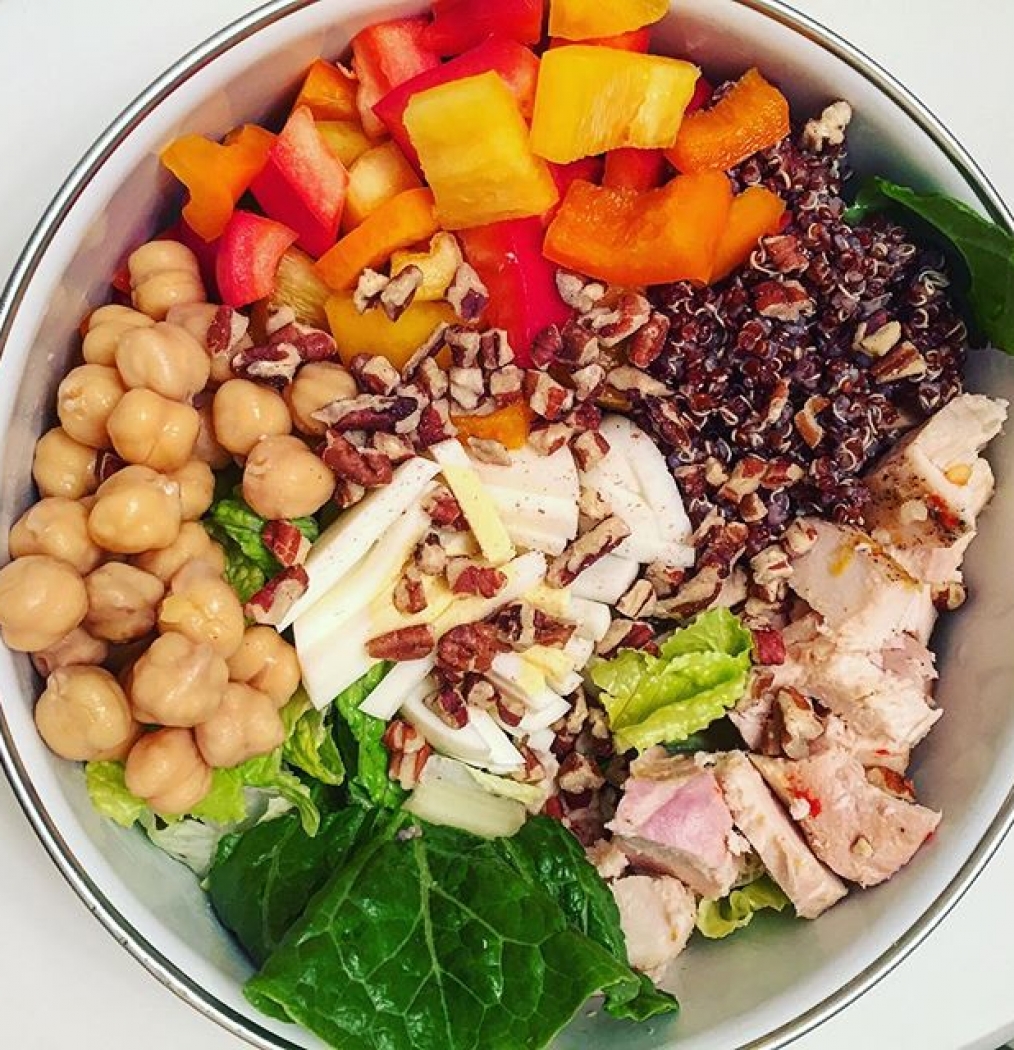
[332,663,404,809]
[495,818,678,1022]
[846,176,1014,352]
[208,806,379,966]
[245,823,672,1050]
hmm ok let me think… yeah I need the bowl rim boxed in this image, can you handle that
[1,2,1012,1049]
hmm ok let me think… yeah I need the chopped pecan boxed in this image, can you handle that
[801,99,853,153]
[605,366,669,398]
[776,687,824,760]
[322,430,393,487]
[529,323,564,368]
[415,357,449,400]
[490,602,574,651]
[393,566,428,615]
[414,532,448,577]
[427,684,470,729]
[855,319,902,358]
[866,765,916,801]
[270,322,336,363]
[570,429,610,472]
[558,752,605,795]
[262,520,311,568]
[568,400,603,433]
[547,515,631,588]
[783,518,819,556]
[478,328,515,369]
[445,326,482,367]
[643,397,691,449]
[380,264,423,321]
[446,558,507,598]
[719,455,767,502]
[555,271,605,312]
[383,719,432,790]
[655,563,724,620]
[262,305,297,337]
[353,268,390,313]
[463,675,497,709]
[753,279,814,322]
[95,450,126,484]
[529,420,574,456]
[932,580,967,611]
[740,491,767,523]
[794,395,829,449]
[424,486,464,528]
[596,618,655,658]
[495,691,526,729]
[870,340,927,383]
[449,366,485,411]
[332,478,367,509]
[489,364,525,406]
[616,579,656,619]
[750,545,793,584]
[763,233,808,274]
[627,313,670,368]
[446,262,489,322]
[526,371,574,421]
[232,342,302,388]
[513,743,548,784]
[645,561,686,598]
[314,393,419,432]
[752,627,786,666]
[351,354,400,395]
[367,623,435,661]
[245,566,309,626]
[571,363,606,403]
[578,485,612,525]
[558,319,601,366]
[415,399,456,449]
[205,304,250,353]
[371,431,415,464]
[437,622,506,675]
[466,436,511,465]
[587,293,652,347]
[401,322,450,379]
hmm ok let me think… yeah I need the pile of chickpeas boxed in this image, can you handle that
[0,239,355,816]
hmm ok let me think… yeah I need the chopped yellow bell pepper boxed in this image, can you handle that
[325,293,456,370]
[530,46,699,164]
[403,71,558,230]
[343,141,423,231]
[548,0,668,41]
[390,231,463,300]
[316,120,375,168]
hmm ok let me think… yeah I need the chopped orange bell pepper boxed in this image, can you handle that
[603,148,666,191]
[294,60,359,121]
[160,125,274,242]
[710,186,786,283]
[403,72,558,230]
[315,187,440,290]
[548,0,667,41]
[325,293,456,370]
[667,68,791,173]
[452,403,533,450]
[531,46,699,164]
[544,173,733,286]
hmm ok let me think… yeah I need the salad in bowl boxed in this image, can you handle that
[2,0,1014,1048]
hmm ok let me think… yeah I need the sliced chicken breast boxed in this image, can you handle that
[611,875,697,981]
[716,752,848,919]
[751,749,941,887]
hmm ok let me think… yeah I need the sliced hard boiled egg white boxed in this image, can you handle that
[520,646,581,696]
[567,597,612,642]
[591,475,666,563]
[524,581,573,621]
[570,552,640,604]
[404,774,526,838]
[439,531,479,558]
[469,443,580,504]
[430,551,548,636]
[358,663,436,721]
[430,439,515,566]
[279,457,440,629]
[490,653,563,713]
[402,691,496,766]
[483,482,579,556]
[564,633,596,670]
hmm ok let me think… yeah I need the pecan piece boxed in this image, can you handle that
[415,532,448,576]
[415,357,449,400]
[655,564,725,620]
[380,264,423,321]
[393,567,428,615]
[371,431,416,464]
[489,364,525,406]
[558,752,605,796]
[353,268,389,313]
[870,341,928,383]
[570,430,610,472]
[401,322,450,379]
[794,395,829,449]
[445,326,482,367]
[596,618,655,658]
[547,515,631,588]
[571,363,606,403]
[351,354,401,395]
[526,371,574,421]
[776,687,824,760]
[604,366,669,398]
[627,313,671,368]
[321,430,393,487]
[763,233,808,274]
[232,342,302,388]
[752,627,786,666]
[333,478,366,509]
[529,421,574,456]
[588,293,652,347]
[855,319,902,358]
[529,324,564,368]
[436,622,506,675]
[245,566,309,626]
[446,558,507,598]
[314,393,419,432]
[367,624,435,661]
[466,436,511,466]
[449,366,485,412]
[478,328,515,369]
[383,719,432,790]
[615,579,656,620]
[416,399,457,449]
[262,520,311,568]
[424,486,464,527]
[270,322,337,364]
[753,279,814,322]
[427,684,470,729]
[555,271,605,312]
[446,262,489,322]
[558,319,601,367]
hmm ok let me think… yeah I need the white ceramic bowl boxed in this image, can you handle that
[2,2,1013,1048]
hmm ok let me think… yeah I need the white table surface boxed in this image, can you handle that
[2,1,1013,1048]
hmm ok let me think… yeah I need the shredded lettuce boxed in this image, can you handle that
[590,608,753,752]
[696,876,790,939]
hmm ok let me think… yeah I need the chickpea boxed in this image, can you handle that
[82,304,155,367]
[158,562,245,659]
[128,240,206,321]
[0,555,88,652]
[213,379,291,457]
[84,562,165,643]
[125,728,212,815]
[32,427,98,500]
[168,459,214,521]
[130,632,228,727]
[115,321,211,402]
[32,627,109,678]
[88,465,182,554]
[132,521,225,583]
[107,388,199,472]
[34,666,138,762]
[9,497,103,574]
[56,364,126,449]
[227,626,301,707]
[192,398,231,469]
[195,682,285,768]
[166,302,245,387]
[285,362,358,436]
[243,435,335,520]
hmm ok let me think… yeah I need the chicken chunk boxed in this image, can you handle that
[788,519,934,649]
[751,749,941,887]
[611,875,696,981]
[866,394,1007,549]
[609,758,741,899]
[716,752,848,918]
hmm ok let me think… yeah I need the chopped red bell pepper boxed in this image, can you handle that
[374,37,540,169]
[549,27,652,51]
[216,211,298,308]
[603,148,666,191]
[459,217,572,367]
[351,16,440,138]
[175,220,221,296]
[422,0,544,56]
[687,76,714,114]
[250,106,349,258]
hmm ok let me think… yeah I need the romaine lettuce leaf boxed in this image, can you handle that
[590,608,753,752]
[696,876,790,939]
[244,822,676,1050]
[282,690,346,787]
[85,762,149,828]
